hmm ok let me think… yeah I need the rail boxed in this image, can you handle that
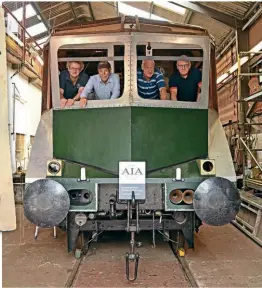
[2,3,44,61]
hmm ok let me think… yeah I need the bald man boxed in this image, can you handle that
[137,60,167,100]
[169,55,202,102]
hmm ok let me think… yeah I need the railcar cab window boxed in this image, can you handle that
[57,45,125,109]
[59,60,88,108]
[169,54,202,102]
[79,61,120,108]
[136,44,203,102]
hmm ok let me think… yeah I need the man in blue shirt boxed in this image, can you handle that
[59,61,89,108]
[80,61,120,107]
[169,55,202,102]
[137,60,167,100]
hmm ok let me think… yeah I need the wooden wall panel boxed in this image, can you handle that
[249,14,262,49]
[217,78,238,125]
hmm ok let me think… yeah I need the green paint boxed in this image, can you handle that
[62,161,115,178]
[53,107,208,175]
[53,107,131,175]
[147,160,200,178]
[131,107,208,171]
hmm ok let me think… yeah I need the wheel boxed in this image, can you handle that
[176,231,185,257]
[177,230,185,250]
[74,231,91,257]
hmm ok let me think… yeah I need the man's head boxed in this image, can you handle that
[66,61,84,78]
[142,60,155,79]
[98,61,111,83]
[176,55,191,77]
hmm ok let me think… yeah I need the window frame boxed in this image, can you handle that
[130,32,210,109]
[49,32,211,110]
[50,33,132,109]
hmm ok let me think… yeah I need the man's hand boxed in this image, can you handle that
[197,93,200,102]
[60,98,67,109]
[79,98,87,108]
[66,98,75,107]
[160,87,167,100]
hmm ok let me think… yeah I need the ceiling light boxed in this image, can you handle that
[26,22,47,37]
[153,1,186,15]
[12,4,36,22]
[118,2,170,22]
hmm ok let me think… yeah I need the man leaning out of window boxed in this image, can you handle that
[137,60,167,100]
[59,61,89,108]
[79,61,120,107]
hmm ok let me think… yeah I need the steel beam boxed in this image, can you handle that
[242,5,262,31]
[116,1,119,16]
[53,15,87,28]
[216,36,236,60]
[184,10,193,24]
[149,1,154,18]
[26,31,49,42]
[216,30,235,56]
[70,2,79,23]
[172,1,239,28]
[236,27,249,181]
[243,2,260,20]
[88,2,95,21]
[30,2,50,30]
[40,2,66,14]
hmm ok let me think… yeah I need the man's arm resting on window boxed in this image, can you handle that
[60,88,68,108]
[79,78,94,107]
[197,82,202,102]
[74,87,84,101]
[65,87,85,107]
[111,75,120,99]
[60,88,65,99]
[80,78,94,99]
[159,87,167,100]
[170,87,178,101]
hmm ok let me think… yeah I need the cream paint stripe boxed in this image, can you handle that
[25,178,44,184]
[0,7,16,231]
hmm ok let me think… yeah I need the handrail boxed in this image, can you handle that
[2,3,44,54]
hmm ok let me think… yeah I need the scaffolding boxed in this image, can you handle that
[237,51,262,189]
[233,51,262,247]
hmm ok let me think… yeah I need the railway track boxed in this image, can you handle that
[65,231,198,287]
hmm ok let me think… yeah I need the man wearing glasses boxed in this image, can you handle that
[169,55,202,102]
[59,61,89,108]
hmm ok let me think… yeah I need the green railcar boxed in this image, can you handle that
[24,16,241,281]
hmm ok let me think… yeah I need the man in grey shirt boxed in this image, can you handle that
[79,61,120,107]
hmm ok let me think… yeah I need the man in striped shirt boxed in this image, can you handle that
[137,60,167,100]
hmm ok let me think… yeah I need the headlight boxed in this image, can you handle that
[47,160,62,176]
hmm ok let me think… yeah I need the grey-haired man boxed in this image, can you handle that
[79,61,120,107]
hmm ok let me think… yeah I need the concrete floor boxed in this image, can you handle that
[186,224,262,287]
[3,205,262,287]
